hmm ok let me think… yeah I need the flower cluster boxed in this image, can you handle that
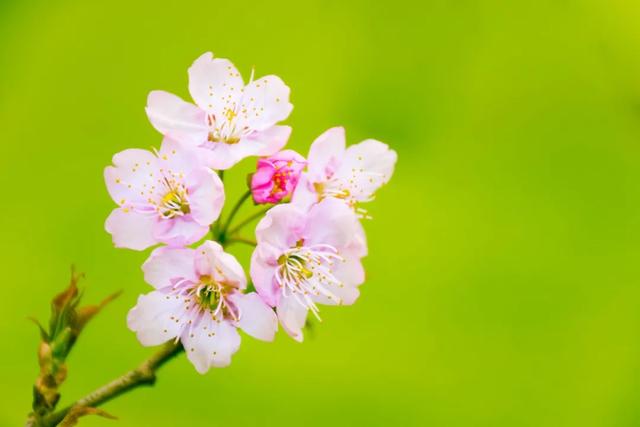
[105,52,397,373]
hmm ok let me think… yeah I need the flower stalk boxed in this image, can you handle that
[38,342,183,427]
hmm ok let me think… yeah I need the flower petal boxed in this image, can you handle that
[104,149,159,205]
[235,75,293,132]
[153,215,209,247]
[247,125,291,157]
[306,127,346,182]
[157,137,205,172]
[229,292,278,341]
[302,198,362,251]
[291,175,319,211]
[333,254,366,288]
[311,283,360,306]
[188,52,243,117]
[194,241,246,289]
[334,139,397,201]
[145,91,207,146]
[198,125,291,170]
[182,316,241,373]
[127,290,185,346]
[105,208,157,251]
[276,294,308,342]
[142,246,197,289]
[186,168,224,226]
[255,203,305,259]
[249,250,280,307]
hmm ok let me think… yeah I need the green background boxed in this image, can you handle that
[2,0,640,425]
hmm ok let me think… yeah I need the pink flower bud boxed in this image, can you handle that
[251,150,306,204]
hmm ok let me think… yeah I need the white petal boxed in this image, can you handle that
[333,255,366,288]
[291,174,320,211]
[145,91,207,146]
[249,250,280,307]
[152,215,209,247]
[142,246,197,289]
[302,198,362,251]
[194,241,246,289]
[197,126,291,170]
[311,283,360,306]
[230,292,278,341]
[186,168,225,226]
[182,316,241,373]
[306,127,346,182]
[105,208,157,251]
[255,204,305,251]
[188,52,243,118]
[104,149,159,206]
[157,137,205,172]
[127,291,185,346]
[276,294,308,342]
[334,139,397,201]
[246,125,291,156]
[235,75,292,132]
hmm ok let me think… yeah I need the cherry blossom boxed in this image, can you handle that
[251,150,306,204]
[250,198,367,341]
[128,241,277,373]
[293,127,397,217]
[105,138,224,250]
[146,52,293,170]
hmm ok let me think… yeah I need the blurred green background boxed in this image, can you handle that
[2,0,640,425]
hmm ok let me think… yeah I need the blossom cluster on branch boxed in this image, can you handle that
[104,52,397,374]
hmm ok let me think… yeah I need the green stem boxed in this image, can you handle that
[227,206,271,237]
[225,236,257,247]
[37,342,183,427]
[217,190,252,242]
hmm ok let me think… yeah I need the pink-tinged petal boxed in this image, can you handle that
[249,250,280,307]
[188,52,243,116]
[142,246,197,289]
[198,126,292,170]
[105,208,157,251]
[311,283,360,306]
[251,149,305,204]
[182,316,241,373]
[194,241,246,289]
[302,198,362,251]
[276,295,308,342]
[254,204,305,265]
[157,137,205,172]
[306,127,346,182]
[153,216,208,247]
[145,91,207,146]
[334,139,397,201]
[291,175,319,211]
[196,139,253,170]
[127,291,185,346]
[186,168,224,225]
[333,254,366,287]
[104,149,159,205]
[229,292,278,341]
[249,125,291,157]
[235,75,293,132]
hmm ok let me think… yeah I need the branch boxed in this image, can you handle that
[36,342,183,427]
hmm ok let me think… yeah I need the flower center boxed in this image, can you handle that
[206,111,249,145]
[159,177,190,218]
[275,242,344,319]
[191,275,239,320]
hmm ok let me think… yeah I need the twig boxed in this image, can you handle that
[37,342,183,427]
